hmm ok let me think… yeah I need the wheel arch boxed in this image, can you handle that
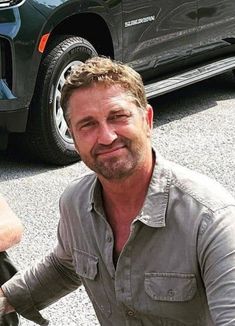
[47,13,115,59]
[30,11,117,103]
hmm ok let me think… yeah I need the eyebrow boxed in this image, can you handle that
[109,108,129,114]
[80,108,128,121]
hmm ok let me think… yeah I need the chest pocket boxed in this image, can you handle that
[144,272,204,324]
[73,249,111,317]
[145,272,196,301]
[73,249,98,280]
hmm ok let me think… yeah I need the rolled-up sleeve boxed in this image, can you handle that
[198,205,235,325]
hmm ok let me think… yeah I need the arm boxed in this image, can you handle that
[198,205,235,325]
[0,194,23,251]
[0,218,81,325]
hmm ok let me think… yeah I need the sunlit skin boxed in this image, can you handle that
[68,84,153,179]
[68,83,154,254]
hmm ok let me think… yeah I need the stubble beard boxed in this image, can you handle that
[93,152,138,180]
[81,138,144,180]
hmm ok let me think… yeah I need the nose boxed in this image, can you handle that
[97,122,118,145]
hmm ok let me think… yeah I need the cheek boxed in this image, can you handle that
[145,123,152,137]
[116,120,144,139]
[72,132,96,154]
[130,118,150,137]
[140,116,152,138]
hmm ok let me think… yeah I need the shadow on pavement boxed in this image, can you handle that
[151,71,235,127]
[0,147,79,181]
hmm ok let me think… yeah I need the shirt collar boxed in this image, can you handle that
[87,148,171,228]
[138,149,171,227]
[87,177,103,214]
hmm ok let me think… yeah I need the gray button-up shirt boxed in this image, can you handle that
[3,152,235,325]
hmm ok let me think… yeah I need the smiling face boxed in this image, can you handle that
[68,83,153,180]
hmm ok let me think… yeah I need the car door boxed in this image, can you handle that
[122,0,198,80]
[195,0,235,56]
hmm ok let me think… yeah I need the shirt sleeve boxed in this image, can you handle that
[198,205,235,325]
[1,216,81,325]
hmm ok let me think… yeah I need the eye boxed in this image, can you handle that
[80,120,97,130]
[111,114,123,120]
[109,113,129,121]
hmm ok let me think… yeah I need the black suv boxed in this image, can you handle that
[1,0,235,165]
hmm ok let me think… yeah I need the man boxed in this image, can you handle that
[0,194,23,325]
[1,56,235,325]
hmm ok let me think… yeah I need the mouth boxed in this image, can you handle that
[95,144,126,157]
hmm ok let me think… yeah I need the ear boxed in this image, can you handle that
[145,104,153,135]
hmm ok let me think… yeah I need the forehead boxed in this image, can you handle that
[68,84,137,115]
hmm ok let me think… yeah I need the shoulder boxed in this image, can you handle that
[60,172,96,206]
[164,159,235,212]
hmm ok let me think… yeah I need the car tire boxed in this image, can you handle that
[21,35,98,165]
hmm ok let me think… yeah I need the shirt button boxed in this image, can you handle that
[107,236,112,242]
[127,309,135,317]
[168,289,175,297]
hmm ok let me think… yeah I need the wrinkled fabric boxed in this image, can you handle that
[2,151,235,325]
[0,251,20,325]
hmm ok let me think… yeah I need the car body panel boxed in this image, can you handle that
[194,0,235,55]
[122,0,198,75]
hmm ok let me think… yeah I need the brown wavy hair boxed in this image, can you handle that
[60,56,148,124]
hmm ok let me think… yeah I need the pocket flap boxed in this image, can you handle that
[145,272,196,302]
[73,249,98,280]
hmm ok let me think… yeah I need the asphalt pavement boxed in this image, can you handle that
[0,71,235,325]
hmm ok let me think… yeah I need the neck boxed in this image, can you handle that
[99,149,154,256]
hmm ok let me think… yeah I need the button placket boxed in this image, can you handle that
[114,222,140,310]
[112,219,142,325]
[100,220,115,280]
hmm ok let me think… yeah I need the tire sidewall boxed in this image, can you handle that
[43,38,97,153]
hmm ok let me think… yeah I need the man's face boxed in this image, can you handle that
[68,84,153,180]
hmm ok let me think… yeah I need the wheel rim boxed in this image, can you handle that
[53,60,82,144]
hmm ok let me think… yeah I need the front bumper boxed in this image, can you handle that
[0,106,28,132]
[0,81,27,133]
[0,2,46,133]
[0,55,28,133]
